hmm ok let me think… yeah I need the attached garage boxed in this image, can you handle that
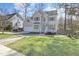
[24,27,33,33]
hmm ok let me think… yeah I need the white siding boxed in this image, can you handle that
[10,15,23,29]
[23,10,58,33]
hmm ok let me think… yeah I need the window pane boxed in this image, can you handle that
[50,17,54,21]
[34,17,40,21]
[43,17,45,21]
[27,20,30,22]
[49,25,55,30]
[34,25,39,29]
[34,22,40,24]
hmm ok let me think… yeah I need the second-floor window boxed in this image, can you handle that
[27,19,30,22]
[43,17,45,22]
[34,22,40,24]
[34,17,40,21]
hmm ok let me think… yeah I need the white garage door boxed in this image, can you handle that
[24,27,33,32]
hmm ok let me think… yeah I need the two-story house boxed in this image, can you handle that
[23,10,58,33]
[0,13,23,31]
[8,13,23,31]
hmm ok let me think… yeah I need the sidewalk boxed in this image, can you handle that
[0,32,45,36]
[0,32,21,34]
[0,44,24,56]
[0,32,28,34]
[0,36,25,45]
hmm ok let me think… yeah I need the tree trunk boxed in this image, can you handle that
[70,15,73,35]
[70,4,73,35]
[64,4,67,34]
[2,21,4,34]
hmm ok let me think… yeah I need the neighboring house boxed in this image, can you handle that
[23,10,59,33]
[0,13,23,31]
[0,14,13,30]
[8,13,23,31]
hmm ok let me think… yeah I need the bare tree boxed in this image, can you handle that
[68,3,78,35]
[50,3,59,34]
[58,3,70,34]
[14,3,30,31]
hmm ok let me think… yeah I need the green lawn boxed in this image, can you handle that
[0,34,21,39]
[6,35,79,56]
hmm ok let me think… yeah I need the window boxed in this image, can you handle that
[31,17,33,19]
[49,24,55,30]
[27,20,30,22]
[15,23,18,26]
[34,17,40,21]
[34,22,40,24]
[34,25,39,29]
[43,17,45,22]
[50,17,54,21]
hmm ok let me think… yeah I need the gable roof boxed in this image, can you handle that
[7,13,24,21]
[32,10,47,17]
[0,13,16,21]
[33,10,57,17]
[45,10,57,16]
[6,13,16,20]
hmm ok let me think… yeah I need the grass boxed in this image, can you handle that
[6,35,79,56]
[0,34,21,39]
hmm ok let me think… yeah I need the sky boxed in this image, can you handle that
[0,3,15,14]
[0,3,58,16]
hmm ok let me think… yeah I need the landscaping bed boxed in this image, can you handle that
[6,35,79,56]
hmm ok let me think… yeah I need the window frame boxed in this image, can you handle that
[34,17,40,21]
[33,25,39,29]
[49,17,54,21]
